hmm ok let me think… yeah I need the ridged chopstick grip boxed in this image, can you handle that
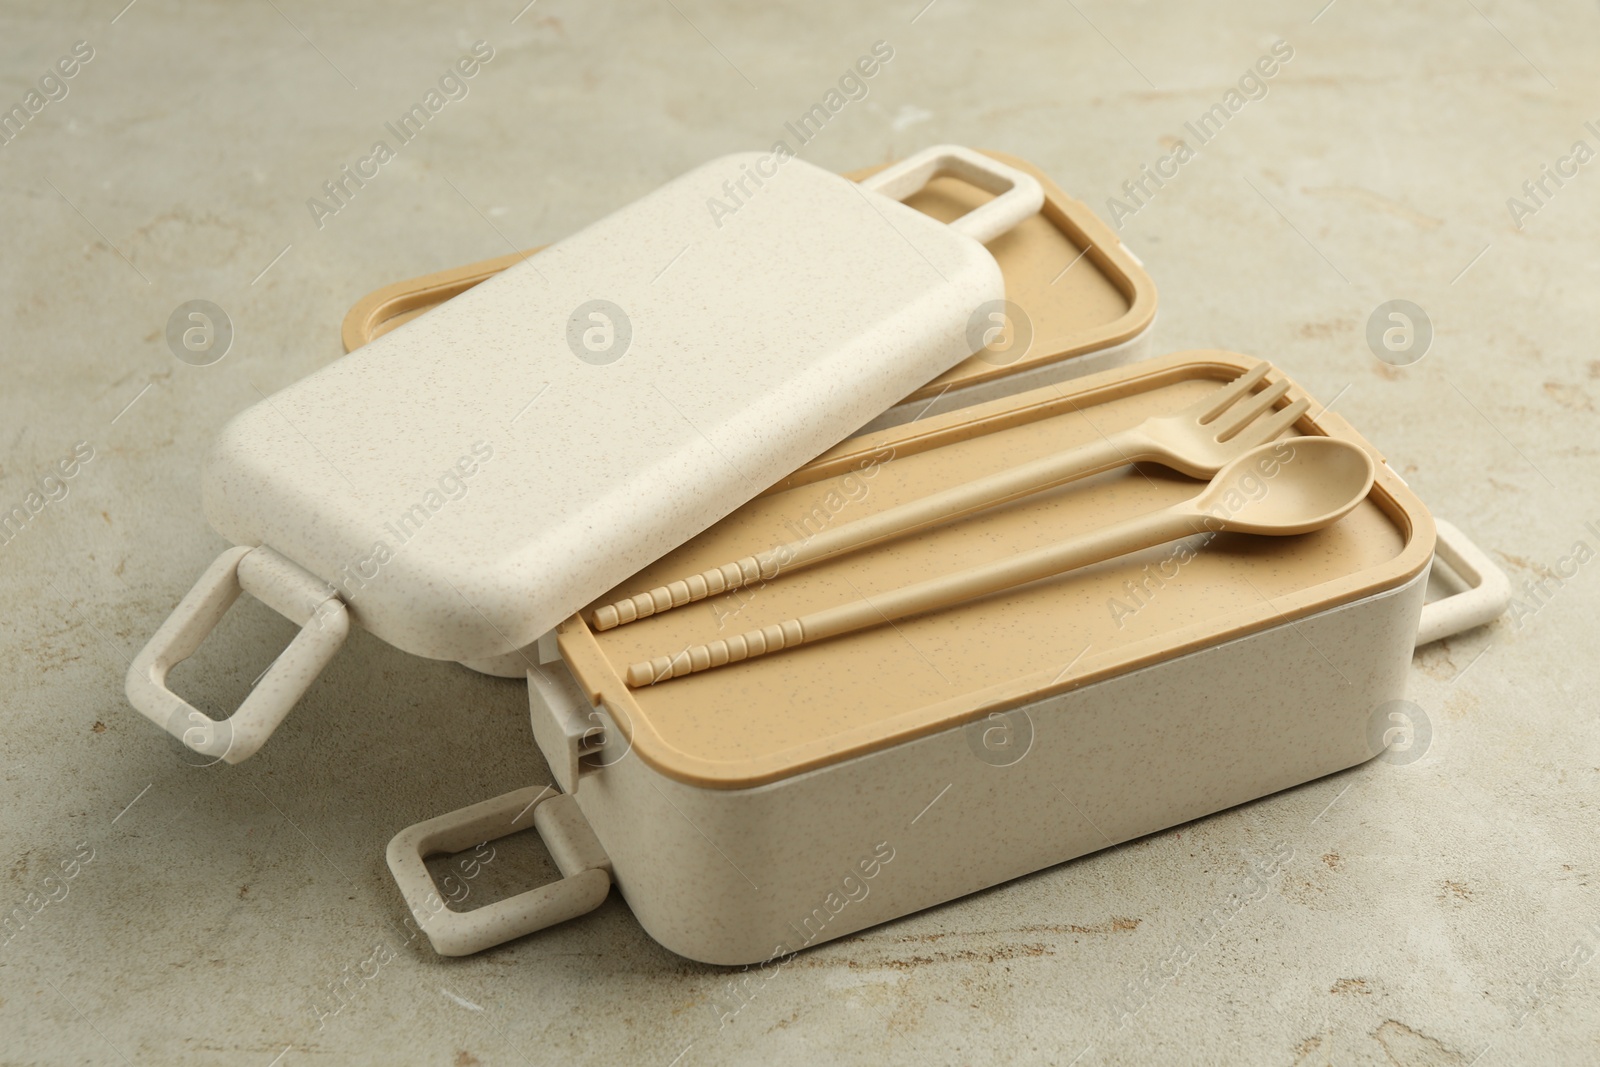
[593,556,774,631]
[626,619,807,686]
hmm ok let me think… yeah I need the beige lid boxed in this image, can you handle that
[339,152,1157,381]
[557,351,1435,789]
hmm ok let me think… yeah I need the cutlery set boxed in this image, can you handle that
[598,362,1344,685]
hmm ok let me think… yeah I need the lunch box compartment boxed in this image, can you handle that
[386,352,1509,962]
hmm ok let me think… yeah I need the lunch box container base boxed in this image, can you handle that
[386,354,1509,965]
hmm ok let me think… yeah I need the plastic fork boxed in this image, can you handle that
[592,362,1309,631]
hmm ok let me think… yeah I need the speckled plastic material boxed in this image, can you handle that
[497,351,1444,964]
[339,151,1158,435]
[534,571,1428,965]
[198,147,1038,665]
[557,351,1435,790]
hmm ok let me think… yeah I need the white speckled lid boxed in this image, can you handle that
[202,149,1030,663]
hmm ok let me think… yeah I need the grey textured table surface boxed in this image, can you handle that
[2,1,1597,1064]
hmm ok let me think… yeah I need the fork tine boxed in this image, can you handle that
[1213,379,1291,439]
[1192,362,1271,423]
[1232,397,1310,448]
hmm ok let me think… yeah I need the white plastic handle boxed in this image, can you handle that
[386,786,611,956]
[125,546,348,764]
[859,144,1044,244]
[1416,519,1511,647]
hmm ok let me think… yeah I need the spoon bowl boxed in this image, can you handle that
[1193,437,1375,537]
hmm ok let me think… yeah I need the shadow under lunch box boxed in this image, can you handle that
[386,351,1510,965]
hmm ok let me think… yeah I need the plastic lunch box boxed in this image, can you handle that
[122,146,1509,964]
[385,350,1511,965]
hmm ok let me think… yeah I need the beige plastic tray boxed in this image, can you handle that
[556,350,1434,789]
[339,151,1157,419]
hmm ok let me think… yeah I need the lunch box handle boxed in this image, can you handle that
[859,145,1045,245]
[386,786,611,956]
[1415,520,1511,647]
[125,545,349,764]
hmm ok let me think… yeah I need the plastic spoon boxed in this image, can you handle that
[626,436,1375,686]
